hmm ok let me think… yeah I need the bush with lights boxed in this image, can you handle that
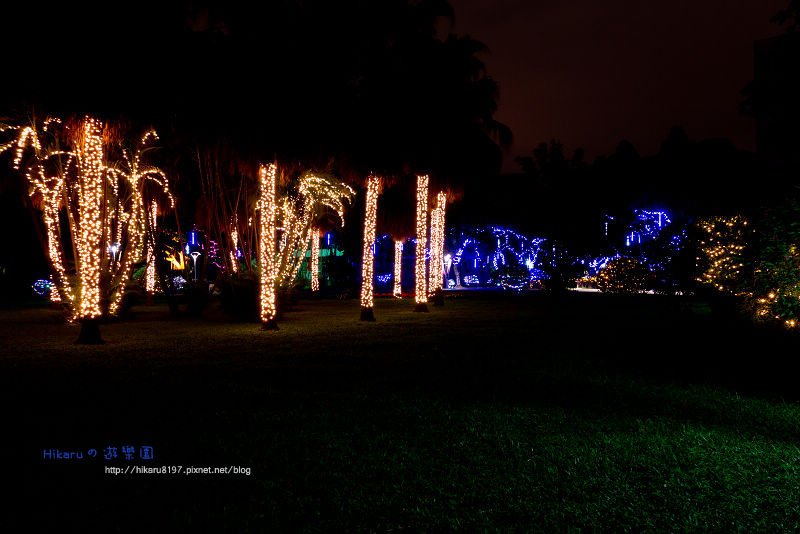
[695,215,753,295]
[749,199,800,328]
[596,257,651,294]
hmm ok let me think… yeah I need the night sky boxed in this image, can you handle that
[449,0,787,170]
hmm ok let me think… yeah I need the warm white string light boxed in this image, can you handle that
[432,192,447,295]
[106,129,174,316]
[75,117,105,321]
[49,275,61,304]
[360,174,380,320]
[145,201,158,297]
[428,207,441,294]
[393,240,403,298]
[310,227,320,292]
[273,173,354,290]
[259,163,278,329]
[230,226,239,274]
[414,174,429,311]
[1,117,172,337]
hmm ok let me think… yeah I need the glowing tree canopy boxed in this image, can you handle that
[1,116,173,343]
[414,174,429,312]
[273,171,355,290]
[360,174,380,320]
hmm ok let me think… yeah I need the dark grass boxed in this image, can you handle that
[5,292,800,531]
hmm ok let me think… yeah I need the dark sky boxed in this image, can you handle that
[448,0,787,170]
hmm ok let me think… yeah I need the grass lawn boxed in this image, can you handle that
[5,292,800,530]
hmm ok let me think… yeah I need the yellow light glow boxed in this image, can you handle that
[696,215,751,295]
[75,117,105,320]
[166,251,186,270]
[360,174,380,311]
[230,227,239,274]
[428,207,440,294]
[1,117,173,321]
[394,240,403,298]
[273,173,354,290]
[50,275,61,303]
[310,227,320,292]
[258,163,278,327]
[415,175,429,306]
[145,201,158,295]
[435,192,447,291]
[428,192,447,294]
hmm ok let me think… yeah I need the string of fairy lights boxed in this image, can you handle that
[393,240,403,298]
[310,227,320,292]
[360,174,380,315]
[3,117,468,328]
[258,163,278,329]
[106,130,174,316]
[696,215,750,294]
[415,175,429,309]
[75,118,105,320]
[428,206,441,295]
[145,201,158,296]
[428,191,447,294]
[2,117,174,323]
[230,226,239,273]
[273,173,354,290]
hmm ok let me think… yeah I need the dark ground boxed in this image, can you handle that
[4,292,800,531]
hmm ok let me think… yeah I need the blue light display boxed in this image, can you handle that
[624,210,671,248]
[582,208,686,284]
[32,279,52,297]
[448,226,548,289]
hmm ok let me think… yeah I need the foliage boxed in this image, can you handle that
[596,257,651,294]
[695,215,753,295]
[750,198,800,327]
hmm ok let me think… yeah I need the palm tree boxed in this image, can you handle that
[359,174,381,321]
[1,116,174,343]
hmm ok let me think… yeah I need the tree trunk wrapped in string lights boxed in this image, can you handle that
[430,191,447,306]
[428,206,441,297]
[74,118,105,341]
[310,227,320,292]
[258,163,279,330]
[393,240,403,298]
[414,174,429,312]
[145,201,158,304]
[360,174,380,321]
[1,116,174,343]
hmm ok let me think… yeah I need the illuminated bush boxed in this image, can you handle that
[596,257,651,294]
[695,215,752,294]
[750,200,800,328]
